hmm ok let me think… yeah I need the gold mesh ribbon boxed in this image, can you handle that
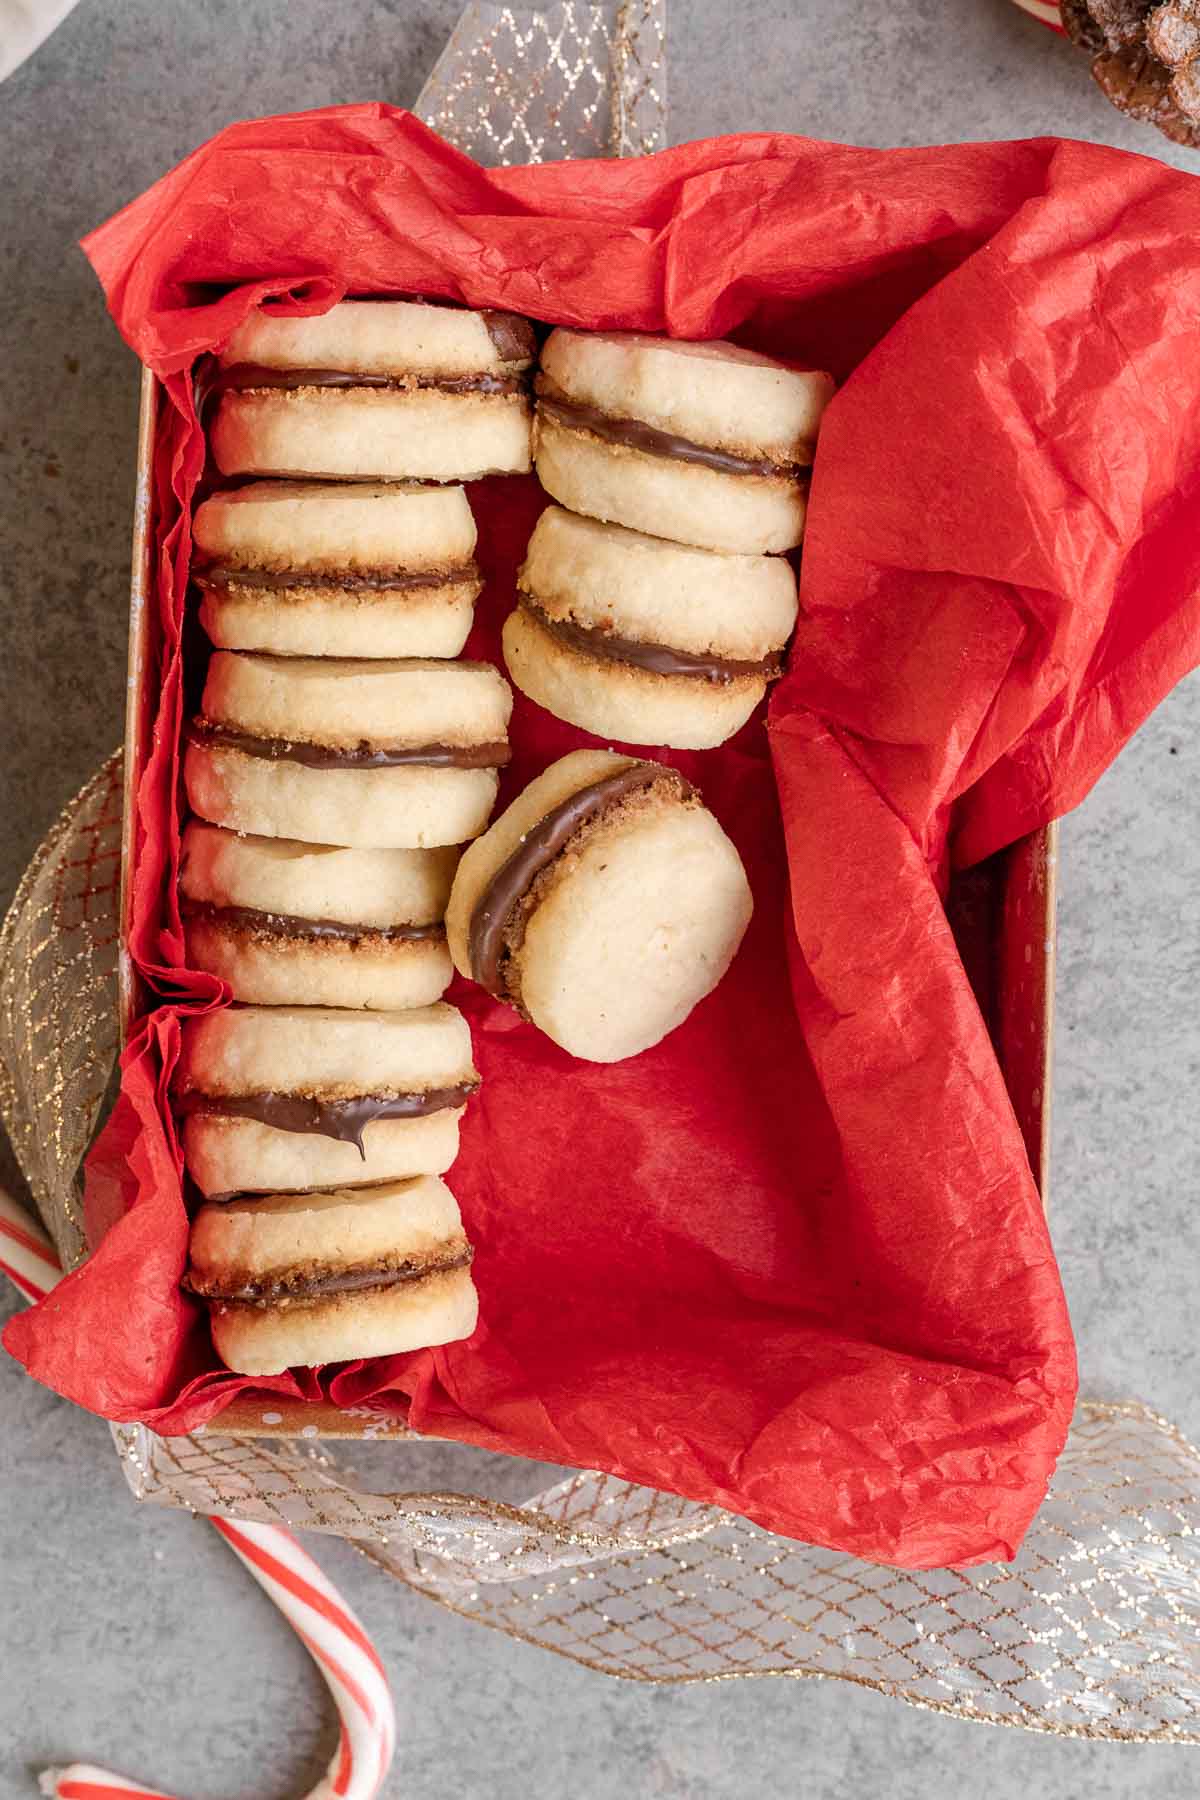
[417,1,667,162]
[2,3,1199,1740]
[4,714,1200,1745]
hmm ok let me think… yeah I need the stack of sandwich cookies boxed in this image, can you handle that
[185,1176,478,1376]
[176,1002,479,1199]
[192,481,481,659]
[210,299,536,483]
[181,822,458,1009]
[504,506,799,749]
[184,652,513,848]
[446,749,753,1063]
[533,329,833,554]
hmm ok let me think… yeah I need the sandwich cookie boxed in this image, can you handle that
[175,1002,478,1199]
[185,1175,478,1375]
[184,652,513,849]
[445,749,753,1063]
[534,329,833,554]
[180,821,459,1009]
[210,299,535,482]
[504,505,798,750]
[192,481,481,659]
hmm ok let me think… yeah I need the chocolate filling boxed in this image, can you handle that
[536,385,808,479]
[181,899,446,945]
[212,365,527,397]
[176,1083,479,1154]
[186,719,511,771]
[185,1244,473,1307]
[520,596,783,686]
[468,762,693,998]
[194,562,479,594]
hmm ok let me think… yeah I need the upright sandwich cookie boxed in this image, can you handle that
[210,299,535,482]
[534,330,833,554]
[184,653,513,849]
[192,481,481,659]
[180,822,459,1009]
[504,506,798,749]
[175,1002,479,1199]
[446,750,753,1063]
[185,1175,479,1376]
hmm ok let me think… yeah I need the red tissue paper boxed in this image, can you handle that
[8,109,1200,1568]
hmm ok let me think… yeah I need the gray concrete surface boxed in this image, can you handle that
[1,0,1197,1794]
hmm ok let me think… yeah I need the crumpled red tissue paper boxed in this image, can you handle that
[8,109,1200,1568]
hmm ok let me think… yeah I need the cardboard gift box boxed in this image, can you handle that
[121,363,1058,1444]
[10,112,1197,1569]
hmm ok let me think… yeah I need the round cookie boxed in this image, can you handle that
[446,750,754,1063]
[184,654,512,849]
[207,1265,478,1377]
[176,1002,478,1199]
[192,481,481,659]
[505,506,797,749]
[211,300,536,483]
[180,822,459,1009]
[534,329,833,554]
[220,298,536,379]
[186,1175,477,1375]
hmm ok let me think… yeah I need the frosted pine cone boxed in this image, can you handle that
[1062,0,1200,143]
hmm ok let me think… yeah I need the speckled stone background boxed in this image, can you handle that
[1,2,1197,1794]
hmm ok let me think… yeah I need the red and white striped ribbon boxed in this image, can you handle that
[1009,0,1066,32]
[0,1187,60,1302]
[0,1185,396,1800]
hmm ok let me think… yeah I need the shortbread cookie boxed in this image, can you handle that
[505,506,797,749]
[181,821,458,1009]
[446,750,753,1062]
[176,1002,479,1199]
[186,1175,478,1375]
[192,481,481,658]
[534,329,833,553]
[210,299,535,482]
[184,654,513,849]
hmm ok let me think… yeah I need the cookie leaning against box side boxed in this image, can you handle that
[180,822,459,1009]
[192,481,482,659]
[185,1176,479,1375]
[209,299,536,482]
[504,506,798,749]
[533,329,833,554]
[446,749,754,1063]
[183,653,513,849]
[174,1002,479,1199]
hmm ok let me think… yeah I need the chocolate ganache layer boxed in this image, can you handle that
[519,596,783,685]
[185,1245,473,1307]
[194,562,479,594]
[468,762,692,997]
[187,719,511,771]
[181,899,446,945]
[536,384,809,479]
[176,1083,480,1154]
[212,365,528,397]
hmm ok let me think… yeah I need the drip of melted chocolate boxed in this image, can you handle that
[180,899,446,945]
[186,719,511,771]
[536,386,808,480]
[176,1082,479,1154]
[519,597,783,685]
[468,762,692,998]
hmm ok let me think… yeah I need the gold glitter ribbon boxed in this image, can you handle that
[2,4,1199,1739]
